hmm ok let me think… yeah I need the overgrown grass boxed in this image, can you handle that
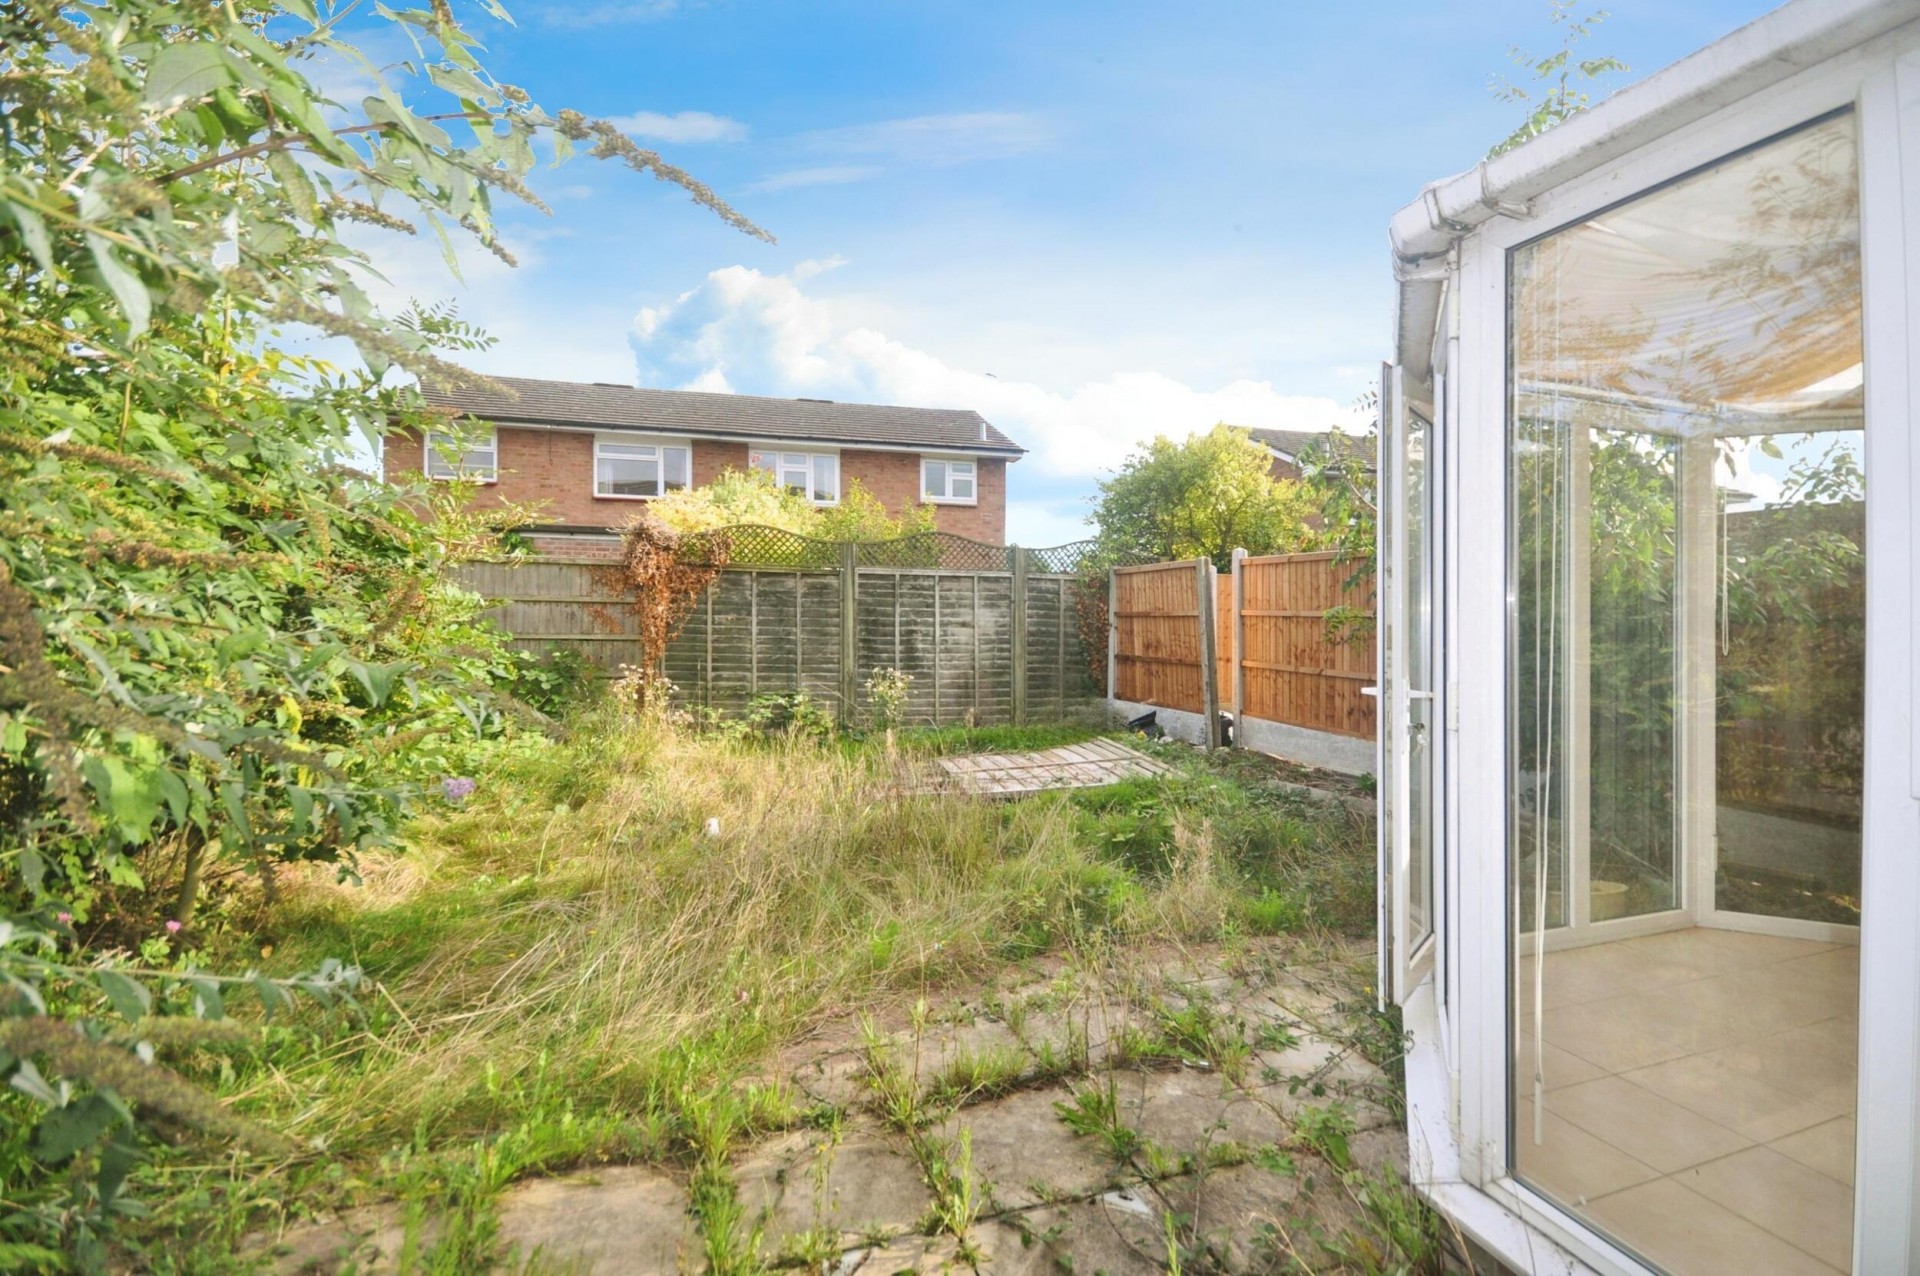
[112,708,1373,1269]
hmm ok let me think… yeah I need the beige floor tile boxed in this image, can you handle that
[1513,1038,1606,1091]
[1545,1075,1752,1173]
[1514,1099,1662,1205]
[1583,1178,1842,1276]
[1670,966,1849,1038]
[1537,999,1694,1073]
[1701,1022,1858,1100]
[1676,1146,1855,1270]
[1584,984,1763,1056]
[1525,940,1704,1008]
[1622,1053,1853,1143]
[1615,928,1837,977]
[1770,1117,1857,1187]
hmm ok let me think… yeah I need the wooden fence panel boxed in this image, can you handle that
[1215,572,1235,706]
[452,559,643,668]
[1238,551,1375,739]
[460,555,1089,726]
[1113,562,1205,713]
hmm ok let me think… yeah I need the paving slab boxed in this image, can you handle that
[735,1126,932,1247]
[935,738,1171,797]
[494,1166,694,1274]
[940,1087,1125,1210]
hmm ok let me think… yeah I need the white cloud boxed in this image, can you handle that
[629,265,1362,481]
[749,165,883,192]
[793,255,850,280]
[801,112,1052,166]
[607,110,747,144]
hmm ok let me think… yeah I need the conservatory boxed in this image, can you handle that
[1378,1,1920,1273]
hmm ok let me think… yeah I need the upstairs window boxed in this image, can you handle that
[751,449,838,504]
[423,428,498,482]
[921,457,976,504]
[595,437,690,499]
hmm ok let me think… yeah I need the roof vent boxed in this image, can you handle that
[592,382,631,389]
[796,397,834,403]
[980,420,988,442]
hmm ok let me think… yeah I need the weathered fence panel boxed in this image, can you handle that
[452,559,642,667]
[1237,551,1376,739]
[459,549,1095,727]
[1112,561,1207,713]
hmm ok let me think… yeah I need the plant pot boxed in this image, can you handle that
[1590,880,1629,922]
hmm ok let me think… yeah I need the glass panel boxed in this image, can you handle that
[663,447,690,492]
[1508,115,1862,1274]
[599,451,659,497]
[1406,410,1432,942]
[750,449,776,477]
[811,454,837,503]
[426,431,494,479]
[923,459,946,497]
[1715,430,1863,924]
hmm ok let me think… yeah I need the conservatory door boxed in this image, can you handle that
[1507,111,1864,1275]
[1381,362,1437,1003]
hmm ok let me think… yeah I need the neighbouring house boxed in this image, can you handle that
[1243,426,1369,482]
[1379,2,1917,1274]
[381,375,1024,558]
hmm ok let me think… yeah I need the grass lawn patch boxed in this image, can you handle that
[86,707,1377,1271]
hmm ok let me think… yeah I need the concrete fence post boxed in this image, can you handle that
[1010,546,1029,724]
[838,541,858,725]
[1198,556,1220,750]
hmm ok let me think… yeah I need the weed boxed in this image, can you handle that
[1052,1077,1139,1162]
[1293,1102,1357,1171]
[1254,1020,1301,1053]
[924,1044,1028,1108]
[1153,1001,1252,1076]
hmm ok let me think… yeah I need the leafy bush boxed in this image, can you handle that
[0,1,763,1263]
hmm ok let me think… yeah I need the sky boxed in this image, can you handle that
[341,0,1784,546]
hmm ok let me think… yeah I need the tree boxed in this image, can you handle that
[648,469,935,542]
[1090,425,1322,568]
[1489,1,1629,158]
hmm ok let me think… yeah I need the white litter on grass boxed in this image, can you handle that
[705,817,721,837]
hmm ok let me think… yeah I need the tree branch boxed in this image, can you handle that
[154,113,485,186]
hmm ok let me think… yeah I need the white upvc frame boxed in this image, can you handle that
[920,455,978,505]
[750,445,840,506]
[594,435,691,501]
[423,426,498,483]
[1402,22,1920,1276]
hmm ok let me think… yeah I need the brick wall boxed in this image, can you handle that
[384,427,1010,545]
[843,449,1007,543]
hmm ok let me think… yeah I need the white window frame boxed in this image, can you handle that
[749,446,839,505]
[423,426,498,483]
[594,435,691,501]
[1395,38,1920,1276]
[920,455,978,505]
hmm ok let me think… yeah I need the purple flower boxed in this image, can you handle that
[442,776,477,803]
[165,919,183,934]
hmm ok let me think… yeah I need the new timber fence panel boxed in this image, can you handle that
[1112,561,1208,714]
[1238,551,1376,739]
[461,551,1092,726]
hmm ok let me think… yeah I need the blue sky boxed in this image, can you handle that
[352,0,1780,545]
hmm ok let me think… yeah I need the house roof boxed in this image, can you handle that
[1243,426,1373,463]
[421,375,1024,456]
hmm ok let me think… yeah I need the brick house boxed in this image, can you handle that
[1242,426,1371,482]
[381,376,1024,558]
